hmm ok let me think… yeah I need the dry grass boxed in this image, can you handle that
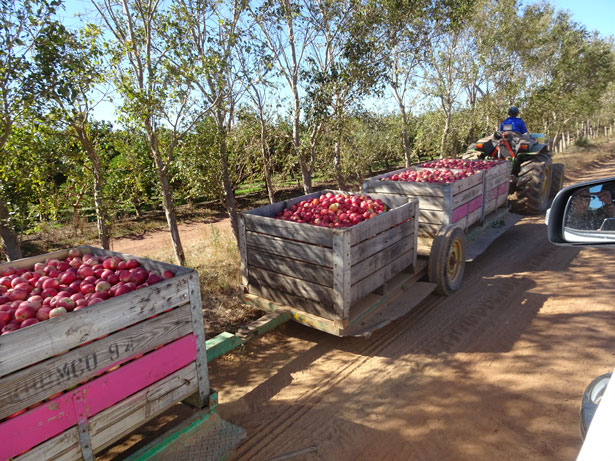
[124,224,261,337]
[551,136,615,173]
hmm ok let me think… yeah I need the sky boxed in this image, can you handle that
[550,0,615,38]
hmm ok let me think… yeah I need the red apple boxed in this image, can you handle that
[20,318,40,328]
[1,324,18,334]
[57,297,76,311]
[49,306,67,318]
[162,270,174,279]
[8,288,28,301]
[68,248,82,258]
[126,259,140,270]
[95,280,111,292]
[36,306,52,321]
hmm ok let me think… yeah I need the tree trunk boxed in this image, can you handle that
[258,114,275,204]
[217,126,240,245]
[440,110,451,158]
[334,136,346,191]
[74,124,110,250]
[0,196,22,261]
[146,128,185,266]
[292,87,312,194]
[400,106,412,168]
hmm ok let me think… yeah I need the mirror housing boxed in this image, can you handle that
[547,176,615,246]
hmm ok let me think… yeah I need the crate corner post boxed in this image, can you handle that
[187,271,211,409]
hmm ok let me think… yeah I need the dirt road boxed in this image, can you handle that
[104,148,615,460]
[208,154,615,460]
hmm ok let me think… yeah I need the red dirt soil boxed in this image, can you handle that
[101,146,615,460]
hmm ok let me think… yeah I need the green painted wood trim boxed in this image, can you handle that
[125,408,215,461]
[206,332,243,363]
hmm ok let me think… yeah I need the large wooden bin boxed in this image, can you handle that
[239,190,418,334]
[363,169,485,246]
[0,246,209,460]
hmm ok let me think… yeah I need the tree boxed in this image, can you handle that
[250,0,316,194]
[32,22,114,249]
[93,0,207,266]
[0,0,62,261]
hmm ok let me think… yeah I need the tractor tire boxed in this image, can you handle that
[549,163,564,199]
[511,153,553,215]
[428,225,466,296]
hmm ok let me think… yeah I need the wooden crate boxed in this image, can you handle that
[0,246,209,461]
[362,169,485,245]
[239,190,418,329]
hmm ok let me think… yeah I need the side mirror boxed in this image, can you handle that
[547,177,615,246]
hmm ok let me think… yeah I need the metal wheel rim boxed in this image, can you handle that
[447,239,463,281]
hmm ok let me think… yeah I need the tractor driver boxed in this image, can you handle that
[500,106,528,134]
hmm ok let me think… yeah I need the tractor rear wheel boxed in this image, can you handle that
[512,153,553,214]
[549,163,564,199]
[428,225,466,296]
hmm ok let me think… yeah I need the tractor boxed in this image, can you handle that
[464,130,564,214]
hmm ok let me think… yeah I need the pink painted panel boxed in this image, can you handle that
[0,334,197,460]
[486,186,498,202]
[497,183,509,196]
[467,195,483,213]
[451,204,468,223]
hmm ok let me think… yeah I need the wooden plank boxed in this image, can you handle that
[350,219,415,264]
[248,267,333,304]
[349,199,417,246]
[0,336,197,460]
[248,249,333,287]
[242,190,325,218]
[247,284,338,321]
[187,273,210,409]
[419,209,446,225]
[240,293,343,332]
[246,231,333,266]
[0,274,191,377]
[333,231,351,319]
[239,215,249,288]
[350,249,415,306]
[206,332,243,362]
[451,182,483,209]
[17,364,199,461]
[0,304,193,421]
[350,237,415,286]
[242,214,333,247]
[235,310,292,341]
[496,193,509,207]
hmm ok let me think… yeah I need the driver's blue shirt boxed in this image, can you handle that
[500,117,528,134]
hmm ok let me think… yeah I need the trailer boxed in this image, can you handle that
[239,160,521,337]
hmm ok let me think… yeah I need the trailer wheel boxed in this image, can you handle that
[428,225,466,296]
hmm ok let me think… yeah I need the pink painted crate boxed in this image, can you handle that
[0,246,209,460]
[362,167,485,244]
[479,161,510,216]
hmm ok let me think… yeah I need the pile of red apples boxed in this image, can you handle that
[0,249,174,334]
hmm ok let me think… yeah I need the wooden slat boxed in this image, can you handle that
[333,231,351,319]
[350,219,415,264]
[0,274,191,377]
[350,249,416,305]
[248,268,334,304]
[247,284,338,321]
[349,199,417,246]
[451,183,483,209]
[240,293,344,335]
[0,304,192,421]
[363,179,447,197]
[246,231,333,266]
[419,209,446,225]
[187,273,210,409]
[239,215,249,289]
[17,364,198,461]
[350,237,415,286]
[248,248,333,287]
[243,214,333,247]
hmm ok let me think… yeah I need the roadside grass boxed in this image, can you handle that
[551,136,615,173]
